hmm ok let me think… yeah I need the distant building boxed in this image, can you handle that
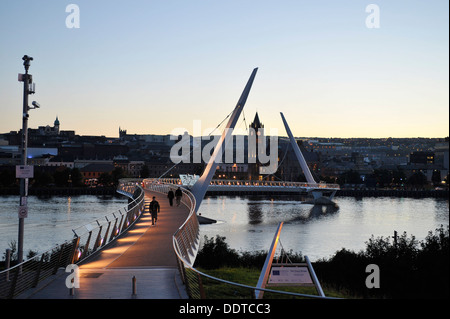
[47,156,75,169]
[397,149,448,184]
[248,112,264,180]
[29,116,60,136]
[216,163,248,180]
[434,140,449,171]
[410,151,435,165]
[277,138,321,182]
[79,163,115,185]
[0,146,57,165]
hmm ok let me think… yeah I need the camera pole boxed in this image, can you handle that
[17,55,33,265]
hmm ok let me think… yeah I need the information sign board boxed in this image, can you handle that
[268,265,314,286]
[16,165,34,178]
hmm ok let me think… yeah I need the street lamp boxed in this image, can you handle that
[17,55,40,265]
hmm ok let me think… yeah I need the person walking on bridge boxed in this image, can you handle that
[175,187,183,206]
[167,189,175,206]
[149,196,160,226]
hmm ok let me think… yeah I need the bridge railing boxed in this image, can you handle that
[72,181,145,265]
[0,181,145,299]
[146,177,340,190]
[144,178,336,299]
[209,179,340,189]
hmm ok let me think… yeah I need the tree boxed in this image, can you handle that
[372,169,391,187]
[431,169,442,186]
[392,169,406,186]
[195,235,240,269]
[406,171,427,187]
[111,167,126,185]
[0,168,16,187]
[53,167,71,187]
[98,172,113,186]
[33,171,54,187]
[371,168,406,188]
[70,168,83,187]
[140,165,150,178]
[337,170,362,185]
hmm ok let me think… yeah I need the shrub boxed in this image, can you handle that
[195,235,240,269]
[195,235,305,270]
[196,226,449,298]
[314,225,449,298]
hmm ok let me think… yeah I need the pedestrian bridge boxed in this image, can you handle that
[154,177,339,193]
[148,178,340,205]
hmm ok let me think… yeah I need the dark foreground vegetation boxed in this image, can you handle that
[194,225,449,299]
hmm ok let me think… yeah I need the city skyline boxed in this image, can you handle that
[0,1,448,139]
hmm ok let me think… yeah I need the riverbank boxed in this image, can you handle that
[0,186,117,196]
[1,185,448,199]
[205,188,448,199]
[336,188,449,198]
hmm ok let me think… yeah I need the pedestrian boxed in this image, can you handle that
[175,187,183,206]
[149,196,160,226]
[167,189,175,206]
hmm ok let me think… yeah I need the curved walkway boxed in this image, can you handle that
[20,190,191,299]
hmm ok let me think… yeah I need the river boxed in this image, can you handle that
[0,195,448,262]
[0,195,128,257]
[196,195,449,261]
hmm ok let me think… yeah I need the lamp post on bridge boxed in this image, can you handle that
[17,55,40,265]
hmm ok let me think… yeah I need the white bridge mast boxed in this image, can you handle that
[280,112,316,185]
[191,68,258,212]
[280,112,338,204]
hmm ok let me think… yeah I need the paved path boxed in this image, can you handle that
[20,190,191,299]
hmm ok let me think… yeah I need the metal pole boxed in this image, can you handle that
[305,255,326,297]
[5,249,11,281]
[132,276,137,296]
[18,56,32,265]
[255,222,283,299]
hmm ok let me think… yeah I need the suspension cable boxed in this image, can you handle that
[157,109,235,179]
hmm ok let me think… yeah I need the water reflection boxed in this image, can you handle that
[67,196,72,215]
[307,204,339,220]
[434,199,449,224]
[247,202,263,225]
[284,204,339,224]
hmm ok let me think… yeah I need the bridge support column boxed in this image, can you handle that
[311,190,336,206]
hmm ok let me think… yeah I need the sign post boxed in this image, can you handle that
[255,222,283,299]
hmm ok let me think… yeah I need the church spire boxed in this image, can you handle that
[250,112,263,130]
[54,116,60,135]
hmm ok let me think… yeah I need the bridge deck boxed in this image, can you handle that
[83,189,190,268]
[20,190,191,299]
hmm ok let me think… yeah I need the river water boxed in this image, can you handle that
[197,195,449,261]
[0,195,128,257]
[0,195,448,262]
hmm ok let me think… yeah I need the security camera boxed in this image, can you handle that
[22,55,34,72]
[32,101,40,108]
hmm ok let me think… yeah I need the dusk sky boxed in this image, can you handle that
[1,0,448,138]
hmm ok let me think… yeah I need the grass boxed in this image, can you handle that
[196,267,349,299]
